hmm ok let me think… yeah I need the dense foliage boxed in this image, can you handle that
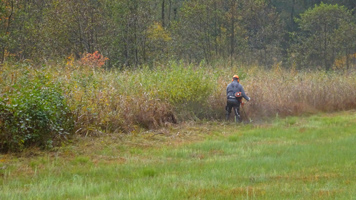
[0,67,73,152]
[0,0,355,69]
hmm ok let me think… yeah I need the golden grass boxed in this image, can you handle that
[214,66,356,120]
[1,62,356,135]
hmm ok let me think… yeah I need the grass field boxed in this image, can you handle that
[1,111,356,199]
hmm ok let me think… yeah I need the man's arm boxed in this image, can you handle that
[239,85,250,101]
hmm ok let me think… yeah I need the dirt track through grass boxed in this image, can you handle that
[1,111,356,199]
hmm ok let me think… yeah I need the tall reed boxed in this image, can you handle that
[215,66,356,120]
[1,62,356,139]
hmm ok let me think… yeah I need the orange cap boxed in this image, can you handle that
[232,75,239,82]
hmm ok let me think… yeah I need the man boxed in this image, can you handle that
[226,75,250,122]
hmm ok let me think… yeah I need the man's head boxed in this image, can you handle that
[232,75,239,82]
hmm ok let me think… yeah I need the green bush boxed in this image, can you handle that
[154,63,215,105]
[115,62,217,104]
[110,62,219,120]
[125,62,218,119]
[0,72,74,152]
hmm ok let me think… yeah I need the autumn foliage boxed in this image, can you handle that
[80,51,109,68]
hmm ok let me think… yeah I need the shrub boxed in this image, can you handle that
[80,51,109,68]
[0,70,74,152]
[126,62,219,119]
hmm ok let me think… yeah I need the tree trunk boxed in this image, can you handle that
[214,1,218,57]
[161,0,165,28]
[291,0,296,31]
[324,23,328,70]
[124,19,130,67]
[134,2,139,68]
[230,0,235,62]
[1,0,14,63]
[168,0,171,27]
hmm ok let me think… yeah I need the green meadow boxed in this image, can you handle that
[1,111,355,199]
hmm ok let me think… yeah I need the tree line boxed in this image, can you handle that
[1,0,356,70]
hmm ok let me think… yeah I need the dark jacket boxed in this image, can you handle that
[226,80,250,101]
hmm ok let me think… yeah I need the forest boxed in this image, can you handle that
[1,0,356,70]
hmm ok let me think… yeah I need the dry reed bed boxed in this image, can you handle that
[67,66,356,133]
[2,63,356,135]
[57,67,177,134]
[232,68,356,119]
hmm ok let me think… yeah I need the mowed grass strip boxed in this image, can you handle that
[1,111,356,199]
